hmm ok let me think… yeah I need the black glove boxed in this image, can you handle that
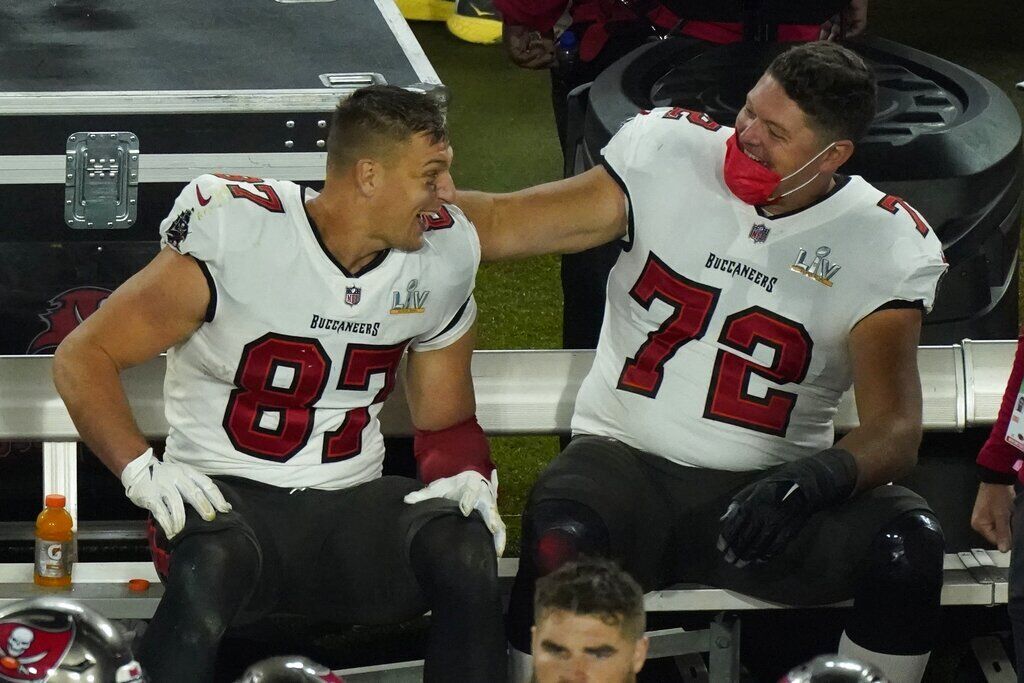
[717,448,858,567]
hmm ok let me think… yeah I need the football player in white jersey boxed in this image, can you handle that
[458,43,946,683]
[53,86,506,682]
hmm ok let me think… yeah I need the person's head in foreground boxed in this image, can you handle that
[727,41,876,210]
[531,558,648,683]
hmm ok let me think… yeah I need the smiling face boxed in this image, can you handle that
[531,609,647,683]
[732,73,854,210]
[735,74,831,181]
[372,131,454,252]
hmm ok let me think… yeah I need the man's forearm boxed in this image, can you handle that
[835,418,922,492]
[53,339,150,478]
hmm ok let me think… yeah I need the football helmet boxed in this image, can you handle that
[780,655,889,683]
[0,595,145,682]
[235,656,343,682]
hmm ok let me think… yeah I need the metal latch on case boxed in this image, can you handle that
[65,132,140,230]
[318,73,386,88]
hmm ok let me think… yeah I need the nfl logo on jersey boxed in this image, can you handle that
[344,286,361,306]
[748,223,770,244]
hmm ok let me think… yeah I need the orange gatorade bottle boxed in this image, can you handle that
[34,494,74,588]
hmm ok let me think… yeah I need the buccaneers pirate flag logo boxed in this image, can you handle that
[27,287,112,354]
[0,619,74,682]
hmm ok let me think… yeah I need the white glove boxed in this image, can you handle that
[120,448,232,539]
[404,470,506,557]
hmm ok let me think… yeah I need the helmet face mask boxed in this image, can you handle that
[0,597,146,683]
[780,655,890,683]
[235,655,343,683]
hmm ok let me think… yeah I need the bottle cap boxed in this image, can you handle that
[128,579,151,592]
[45,494,66,508]
[557,30,577,49]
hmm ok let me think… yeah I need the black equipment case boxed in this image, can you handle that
[0,0,443,354]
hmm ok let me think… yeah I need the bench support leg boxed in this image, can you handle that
[708,613,740,683]
[971,635,1016,683]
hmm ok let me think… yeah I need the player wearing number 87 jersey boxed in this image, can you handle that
[459,42,946,683]
[158,172,477,490]
[53,86,506,683]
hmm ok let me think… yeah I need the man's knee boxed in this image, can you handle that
[848,511,944,654]
[525,499,611,576]
[411,515,498,596]
[168,527,260,587]
[860,510,944,591]
[155,529,260,645]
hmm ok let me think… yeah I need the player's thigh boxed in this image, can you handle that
[709,484,933,605]
[527,435,673,589]
[303,475,463,625]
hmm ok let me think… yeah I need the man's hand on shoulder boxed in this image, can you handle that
[120,448,232,539]
[405,470,506,556]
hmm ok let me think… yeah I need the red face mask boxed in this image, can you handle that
[723,132,836,206]
[722,132,781,206]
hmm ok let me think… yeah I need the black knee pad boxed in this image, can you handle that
[848,510,944,655]
[410,515,498,596]
[526,499,611,575]
[145,528,262,657]
[507,499,613,652]
[862,510,944,589]
[170,527,260,584]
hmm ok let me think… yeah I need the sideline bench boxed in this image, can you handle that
[0,340,1016,681]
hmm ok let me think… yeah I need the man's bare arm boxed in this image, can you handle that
[53,248,210,477]
[836,307,925,491]
[455,165,628,262]
[404,324,478,430]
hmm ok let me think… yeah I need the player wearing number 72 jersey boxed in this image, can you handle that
[458,43,946,683]
[53,86,506,683]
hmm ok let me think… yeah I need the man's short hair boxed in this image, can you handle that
[766,42,877,144]
[534,558,646,640]
[326,85,448,171]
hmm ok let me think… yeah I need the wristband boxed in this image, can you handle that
[413,416,493,483]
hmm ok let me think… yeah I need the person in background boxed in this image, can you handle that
[497,0,868,352]
[970,331,1024,678]
[531,558,648,683]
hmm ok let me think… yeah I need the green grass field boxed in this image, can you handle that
[408,1,1024,555]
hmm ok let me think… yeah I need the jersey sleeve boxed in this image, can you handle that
[600,111,649,184]
[410,204,481,352]
[893,246,947,314]
[850,201,948,326]
[158,174,228,265]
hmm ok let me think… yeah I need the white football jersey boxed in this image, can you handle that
[158,174,479,489]
[572,108,947,471]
